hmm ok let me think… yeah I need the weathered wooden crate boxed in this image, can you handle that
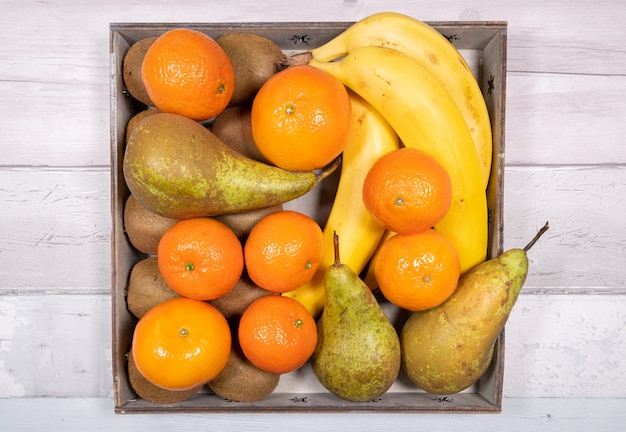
[110,20,507,414]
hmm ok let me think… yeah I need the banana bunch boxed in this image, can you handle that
[285,12,492,317]
[283,91,400,317]
[309,11,492,188]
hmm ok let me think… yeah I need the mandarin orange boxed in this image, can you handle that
[132,297,231,390]
[250,64,352,171]
[362,147,452,235]
[141,28,234,121]
[157,218,244,301]
[244,210,323,293]
[374,229,460,311]
[238,295,317,374]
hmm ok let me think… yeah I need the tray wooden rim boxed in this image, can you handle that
[110,20,508,414]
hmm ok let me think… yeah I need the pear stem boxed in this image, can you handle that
[523,221,550,252]
[333,231,341,266]
[315,155,342,183]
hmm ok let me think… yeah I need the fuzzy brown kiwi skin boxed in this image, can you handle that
[207,331,280,402]
[211,105,272,165]
[124,194,178,255]
[126,257,180,319]
[210,205,282,319]
[209,273,278,320]
[213,204,283,241]
[216,32,286,106]
[123,37,157,106]
[128,350,202,404]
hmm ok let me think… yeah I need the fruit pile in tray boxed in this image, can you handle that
[110,13,513,413]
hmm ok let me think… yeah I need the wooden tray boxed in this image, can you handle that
[110,20,507,414]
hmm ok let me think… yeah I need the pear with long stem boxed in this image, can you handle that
[312,232,401,402]
[401,222,550,395]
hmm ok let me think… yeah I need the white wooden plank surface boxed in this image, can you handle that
[1,397,626,432]
[1,294,624,399]
[2,0,626,428]
[505,294,626,397]
[2,1,625,166]
[503,166,626,293]
[505,73,626,166]
[2,166,623,294]
[0,168,111,293]
[4,72,625,167]
[0,295,112,398]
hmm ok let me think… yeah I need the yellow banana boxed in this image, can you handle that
[308,11,492,188]
[362,229,395,291]
[308,46,488,274]
[283,91,400,317]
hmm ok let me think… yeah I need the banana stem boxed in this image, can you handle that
[524,221,550,252]
[278,52,313,70]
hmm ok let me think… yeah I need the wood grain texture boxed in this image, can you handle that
[503,166,626,293]
[505,294,626,397]
[1,1,625,166]
[0,397,625,431]
[505,73,626,165]
[5,72,624,167]
[0,294,624,399]
[0,295,112,398]
[2,167,622,294]
[0,169,111,293]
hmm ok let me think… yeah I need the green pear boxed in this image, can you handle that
[401,222,549,394]
[311,233,401,402]
[123,112,339,219]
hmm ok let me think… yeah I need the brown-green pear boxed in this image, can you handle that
[312,233,401,402]
[401,222,549,394]
[123,112,338,219]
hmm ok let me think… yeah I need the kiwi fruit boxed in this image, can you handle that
[207,335,280,402]
[128,350,201,404]
[216,32,286,106]
[126,257,180,319]
[211,105,271,164]
[209,273,277,320]
[213,204,283,241]
[122,37,157,106]
[124,194,178,255]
